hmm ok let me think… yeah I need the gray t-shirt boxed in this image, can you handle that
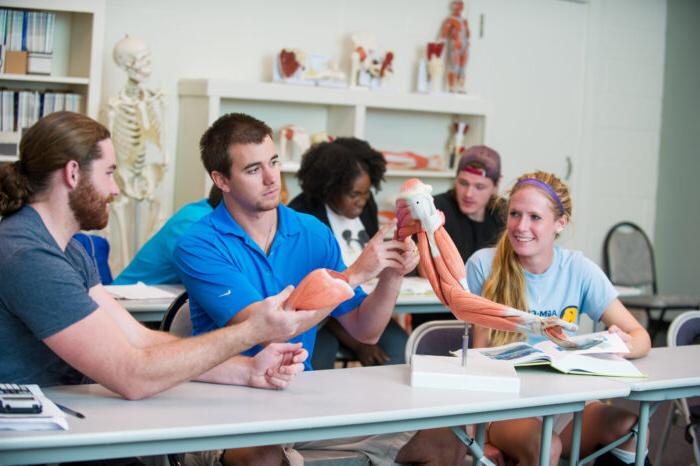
[0,206,100,386]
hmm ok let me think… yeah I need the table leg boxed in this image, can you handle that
[540,415,554,466]
[569,410,583,466]
[635,401,650,466]
[476,423,487,466]
[450,426,496,466]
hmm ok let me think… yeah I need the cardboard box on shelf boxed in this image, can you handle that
[4,51,28,74]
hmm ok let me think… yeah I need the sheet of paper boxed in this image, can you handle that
[0,385,68,431]
[104,283,177,300]
[399,277,436,296]
[361,277,436,296]
[536,331,630,356]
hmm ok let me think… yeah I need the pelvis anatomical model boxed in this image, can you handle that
[286,269,354,311]
[395,178,582,348]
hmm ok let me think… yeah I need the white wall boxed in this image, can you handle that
[100,0,667,265]
[577,0,667,264]
[654,0,700,294]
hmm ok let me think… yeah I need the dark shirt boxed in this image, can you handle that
[433,190,506,264]
[288,193,379,237]
[0,206,100,385]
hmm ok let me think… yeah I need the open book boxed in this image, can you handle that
[464,331,645,378]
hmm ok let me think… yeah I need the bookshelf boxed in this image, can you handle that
[0,0,105,162]
[175,79,492,210]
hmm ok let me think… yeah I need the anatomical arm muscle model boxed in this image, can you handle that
[394,178,582,348]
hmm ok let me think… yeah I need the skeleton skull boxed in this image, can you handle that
[113,35,152,83]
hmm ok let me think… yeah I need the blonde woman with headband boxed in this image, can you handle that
[466,171,651,466]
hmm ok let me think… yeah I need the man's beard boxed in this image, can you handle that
[68,177,113,231]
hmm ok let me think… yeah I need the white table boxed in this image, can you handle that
[123,280,448,323]
[623,346,700,466]
[567,345,700,466]
[0,364,629,466]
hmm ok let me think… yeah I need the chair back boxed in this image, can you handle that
[602,221,657,293]
[73,232,113,284]
[667,311,700,347]
[404,320,469,364]
[160,291,192,337]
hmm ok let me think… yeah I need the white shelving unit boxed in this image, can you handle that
[175,79,492,209]
[0,0,105,162]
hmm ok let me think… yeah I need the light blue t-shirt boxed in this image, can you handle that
[114,198,213,285]
[174,203,366,370]
[466,246,618,345]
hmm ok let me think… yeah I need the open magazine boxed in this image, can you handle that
[463,331,645,378]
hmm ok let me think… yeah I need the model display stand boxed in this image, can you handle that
[278,124,311,162]
[272,48,346,88]
[447,120,470,169]
[417,42,446,94]
[349,32,394,90]
[411,354,520,393]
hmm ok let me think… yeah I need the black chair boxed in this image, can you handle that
[159,291,191,336]
[602,221,700,342]
[654,311,700,465]
[159,291,190,466]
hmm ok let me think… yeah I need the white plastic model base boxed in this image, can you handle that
[410,355,520,393]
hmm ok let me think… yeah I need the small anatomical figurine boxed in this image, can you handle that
[439,0,470,93]
[395,178,582,348]
[350,32,394,89]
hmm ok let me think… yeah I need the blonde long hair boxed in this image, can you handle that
[482,171,572,346]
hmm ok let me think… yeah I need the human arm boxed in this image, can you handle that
[600,299,651,359]
[196,342,308,389]
[337,235,419,344]
[226,298,334,341]
[343,221,413,288]
[577,256,650,358]
[43,284,313,399]
[90,284,309,389]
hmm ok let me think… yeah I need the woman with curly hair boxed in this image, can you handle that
[288,137,408,370]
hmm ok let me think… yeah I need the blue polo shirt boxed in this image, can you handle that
[174,203,366,370]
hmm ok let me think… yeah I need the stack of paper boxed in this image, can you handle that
[0,385,67,431]
[104,283,177,300]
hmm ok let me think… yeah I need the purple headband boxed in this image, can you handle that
[514,178,565,216]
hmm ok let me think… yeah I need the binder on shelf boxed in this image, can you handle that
[27,52,51,75]
[0,130,20,158]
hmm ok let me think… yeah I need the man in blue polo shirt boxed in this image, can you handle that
[174,113,470,466]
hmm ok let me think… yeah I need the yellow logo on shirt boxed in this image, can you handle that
[560,306,578,323]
